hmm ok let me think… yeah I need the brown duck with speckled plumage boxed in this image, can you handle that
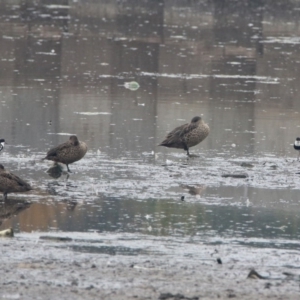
[0,164,32,200]
[43,135,87,172]
[159,116,210,156]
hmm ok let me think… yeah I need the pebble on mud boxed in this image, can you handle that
[265,282,272,289]
[217,258,222,264]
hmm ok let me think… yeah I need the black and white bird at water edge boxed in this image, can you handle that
[294,137,300,160]
[0,139,5,153]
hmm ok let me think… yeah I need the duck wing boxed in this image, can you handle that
[178,122,199,138]
[160,123,189,146]
[44,142,71,159]
[1,172,32,189]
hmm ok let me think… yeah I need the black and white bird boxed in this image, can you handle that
[0,139,5,153]
[294,137,300,160]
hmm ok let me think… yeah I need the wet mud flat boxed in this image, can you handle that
[1,232,300,300]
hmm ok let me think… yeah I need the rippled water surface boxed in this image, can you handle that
[1,0,300,250]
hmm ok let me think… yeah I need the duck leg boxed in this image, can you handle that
[183,143,190,156]
[186,147,200,158]
[66,164,72,173]
[3,193,7,201]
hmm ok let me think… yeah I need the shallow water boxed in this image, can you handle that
[1,0,300,252]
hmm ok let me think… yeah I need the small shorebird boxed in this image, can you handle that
[159,116,210,156]
[294,137,300,160]
[0,164,32,200]
[43,135,87,172]
[0,139,5,153]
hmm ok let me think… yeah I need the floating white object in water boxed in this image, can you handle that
[166,159,172,165]
[124,81,140,91]
[47,132,75,136]
[74,112,111,115]
[97,149,101,155]
[145,214,151,220]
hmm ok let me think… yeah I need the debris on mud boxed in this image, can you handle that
[222,173,249,178]
[247,269,267,279]
[240,162,254,168]
[159,293,199,300]
[39,235,73,242]
[262,162,278,170]
[0,227,13,237]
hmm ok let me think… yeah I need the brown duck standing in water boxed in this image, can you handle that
[43,135,87,172]
[0,164,32,200]
[159,116,210,156]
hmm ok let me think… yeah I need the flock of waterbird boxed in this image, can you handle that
[0,116,299,201]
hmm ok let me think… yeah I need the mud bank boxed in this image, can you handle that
[1,232,300,300]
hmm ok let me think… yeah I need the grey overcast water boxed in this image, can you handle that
[1,1,300,256]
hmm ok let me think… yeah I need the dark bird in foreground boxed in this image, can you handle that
[294,137,300,161]
[159,116,210,156]
[0,164,32,200]
[43,135,88,172]
[0,139,5,152]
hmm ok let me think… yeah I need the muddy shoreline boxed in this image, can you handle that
[1,232,300,300]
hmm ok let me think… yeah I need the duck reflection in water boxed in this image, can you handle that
[46,163,65,179]
[65,199,77,211]
[46,163,81,193]
[181,184,206,197]
[0,198,31,226]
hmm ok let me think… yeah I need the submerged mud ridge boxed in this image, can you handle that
[1,232,300,300]
[1,150,300,204]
